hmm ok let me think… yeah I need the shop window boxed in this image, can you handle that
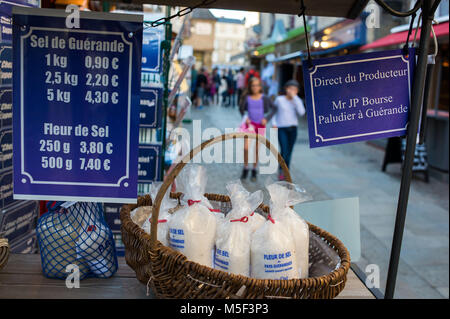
[226,40,232,50]
[195,22,212,35]
[212,52,218,63]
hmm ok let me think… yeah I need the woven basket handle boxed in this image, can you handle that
[150,132,292,246]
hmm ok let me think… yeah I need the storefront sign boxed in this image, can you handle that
[303,49,415,148]
[12,8,142,203]
[140,87,162,128]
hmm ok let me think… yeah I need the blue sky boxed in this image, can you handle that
[210,9,259,27]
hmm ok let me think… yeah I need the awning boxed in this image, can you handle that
[360,21,449,51]
[272,37,363,62]
[272,51,303,62]
[253,43,275,56]
[133,0,369,18]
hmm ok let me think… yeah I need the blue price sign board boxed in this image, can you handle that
[0,0,40,43]
[0,88,12,128]
[138,144,161,183]
[141,18,164,88]
[141,26,163,73]
[0,200,38,244]
[0,45,12,87]
[303,49,415,148]
[140,87,162,128]
[0,128,12,170]
[12,8,143,203]
[0,169,13,207]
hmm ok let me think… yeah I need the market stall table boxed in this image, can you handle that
[0,254,374,299]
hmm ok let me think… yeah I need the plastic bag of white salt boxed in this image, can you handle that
[267,182,312,278]
[130,206,152,227]
[141,182,178,246]
[251,218,298,280]
[214,180,264,276]
[167,164,216,267]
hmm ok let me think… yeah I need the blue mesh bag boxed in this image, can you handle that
[36,201,118,280]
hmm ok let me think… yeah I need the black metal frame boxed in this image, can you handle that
[374,0,441,299]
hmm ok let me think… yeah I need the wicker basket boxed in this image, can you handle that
[121,132,351,298]
[0,238,9,271]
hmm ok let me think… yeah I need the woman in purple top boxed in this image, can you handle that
[238,77,276,181]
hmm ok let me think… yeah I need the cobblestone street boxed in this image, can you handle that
[181,102,449,299]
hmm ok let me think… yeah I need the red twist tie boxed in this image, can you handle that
[209,209,221,213]
[230,216,249,223]
[87,225,96,232]
[267,215,275,224]
[250,212,255,216]
[187,199,201,206]
[149,218,168,224]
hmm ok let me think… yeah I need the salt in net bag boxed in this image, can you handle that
[268,181,312,278]
[214,180,264,276]
[167,164,217,267]
[37,202,117,279]
[141,182,178,246]
[76,208,117,278]
[37,206,90,279]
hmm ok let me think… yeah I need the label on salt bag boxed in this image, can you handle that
[263,251,295,280]
[214,248,230,271]
[168,227,185,250]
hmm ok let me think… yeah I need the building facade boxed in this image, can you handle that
[212,17,246,68]
[182,9,217,70]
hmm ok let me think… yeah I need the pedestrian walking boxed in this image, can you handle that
[191,65,198,102]
[238,77,276,181]
[244,66,260,88]
[194,68,207,108]
[272,80,306,181]
[236,67,245,107]
[204,70,213,106]
[212,68,221,105]
[219,74,229,106]
[226,69,236,107]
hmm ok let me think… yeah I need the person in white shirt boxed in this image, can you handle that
[272,80,306,180]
